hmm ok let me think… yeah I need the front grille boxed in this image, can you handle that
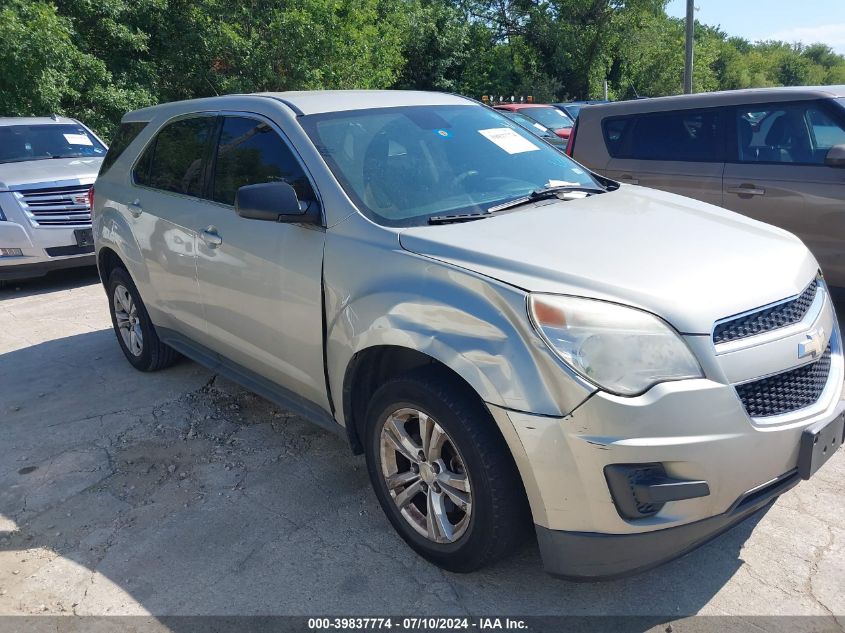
[15,185,91,226]
[714,279,818,345]
[736,346,832,417]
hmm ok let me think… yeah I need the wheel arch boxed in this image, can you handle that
[97,246,126,287]
[342,345,494,455]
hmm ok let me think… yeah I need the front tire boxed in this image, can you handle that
[364,366,528,572]
[107,267,179,372]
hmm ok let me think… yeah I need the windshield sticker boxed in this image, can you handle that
[547,180,581,187]
[435,129,451,138]
[63,133,93,146]
[532,123,546,131]
[478,128,540,154]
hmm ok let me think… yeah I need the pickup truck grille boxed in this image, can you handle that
[713,279,818,345]
[735,346,832,418]
[15,185,91,226]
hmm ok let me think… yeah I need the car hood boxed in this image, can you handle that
[398,186,818,334]
[0,157,102,191]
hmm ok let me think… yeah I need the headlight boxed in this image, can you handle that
[528,294,703,396]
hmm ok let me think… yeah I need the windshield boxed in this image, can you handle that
[520,107,573,131]
[563,104,582,119]
[503,112,553,136]
[300,105,600,227]
[0,124,106,164]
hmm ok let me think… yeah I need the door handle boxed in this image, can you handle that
[726,185,765,197]
[200,227,223,248]
[127,200,142,218]
[619,174,639,185]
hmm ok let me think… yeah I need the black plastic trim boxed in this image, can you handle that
[45,244,95,257]
[156,327,344,438]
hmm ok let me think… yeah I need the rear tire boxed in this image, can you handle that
[364,365,529,572]
[107,267,179,371]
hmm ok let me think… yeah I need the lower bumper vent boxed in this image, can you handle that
[45,245,95,257]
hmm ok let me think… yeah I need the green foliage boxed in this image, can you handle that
[1,0,844,139]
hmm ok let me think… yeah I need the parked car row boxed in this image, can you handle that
[494,103,575,144]
[498,110,568,150]
[85,89,843,580]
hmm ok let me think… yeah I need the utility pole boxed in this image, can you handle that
[683,0,695,93]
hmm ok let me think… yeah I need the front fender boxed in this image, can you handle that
[324,220,594,423]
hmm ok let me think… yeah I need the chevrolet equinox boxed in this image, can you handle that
[93,91,845,579]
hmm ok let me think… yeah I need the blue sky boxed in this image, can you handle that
[666,0,845,53]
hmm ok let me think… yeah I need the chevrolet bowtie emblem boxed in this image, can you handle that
[798,328,826,360]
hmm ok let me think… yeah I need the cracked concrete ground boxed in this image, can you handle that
[0,268,843,625]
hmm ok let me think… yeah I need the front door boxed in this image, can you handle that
[723,101,845,285]
[194,114,329,411]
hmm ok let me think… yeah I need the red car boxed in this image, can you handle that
[494,104,574,140]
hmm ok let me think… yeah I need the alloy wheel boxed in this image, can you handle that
[379,407,472,543]
[113,284,143,357]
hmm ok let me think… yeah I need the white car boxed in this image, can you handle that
[0,116,106,285]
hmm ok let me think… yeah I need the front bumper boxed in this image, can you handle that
[0,220,94,281]
[535,467,801,580]
[488,302,844,579]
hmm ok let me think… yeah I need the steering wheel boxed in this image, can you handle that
[451,170,481,187]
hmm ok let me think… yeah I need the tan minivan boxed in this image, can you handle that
[570,86,845,286]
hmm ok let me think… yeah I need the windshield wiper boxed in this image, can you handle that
[487,185,606,214]
[0,156,76,164]
[428,212,489,225]
[427,184,607,225]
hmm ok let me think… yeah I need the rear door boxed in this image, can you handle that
[194,113,330,411]
[130,115,215,339]
[603,108,726,206]
[723,100,845,285]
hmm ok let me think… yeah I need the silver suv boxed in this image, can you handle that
[0,116,106,284]
[93,91,844,579]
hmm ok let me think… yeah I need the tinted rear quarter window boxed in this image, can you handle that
[137,116,214,196]
[100,122,147,176]
[211,116,315,205]
[603,109,723,162]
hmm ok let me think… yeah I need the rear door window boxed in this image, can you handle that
[735,102,845,164]
[210,116,315,206]
[136,116,215,196]
[604,109,723,162]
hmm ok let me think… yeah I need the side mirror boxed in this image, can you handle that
[234,181,321,224]
[824,144,845,168]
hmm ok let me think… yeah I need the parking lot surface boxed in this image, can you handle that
[0,269,843,624]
